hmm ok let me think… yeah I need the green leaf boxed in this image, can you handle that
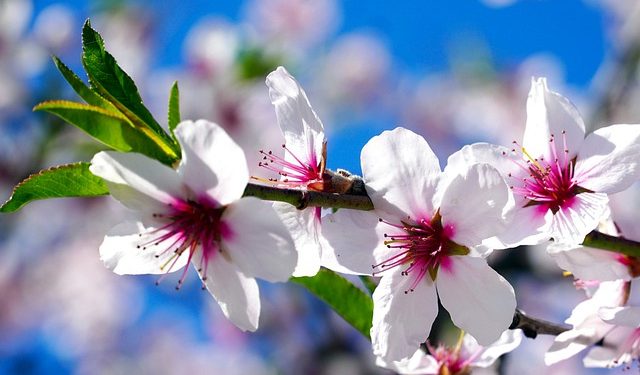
[292,268,373,339]
[35,100,174,164]
[168,81,180,137]
[52,55,118,112]
[81,20,179,161]
[359,275,378,295]
[1,162,109,213]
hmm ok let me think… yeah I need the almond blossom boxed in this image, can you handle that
[547,208,640,282]
[377,329,522,375]
[258,66,329,276]
[90,119,296,332]
[584,305,640,369]
[322,127,516,363]
[446,78,640,247]
[545,280,629,366]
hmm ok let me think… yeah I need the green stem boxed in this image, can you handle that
[582,230,640,258]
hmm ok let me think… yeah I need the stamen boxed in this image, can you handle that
[521,146,544,172]
[144,198,226,289]
[504,132,582,213]
[255,144,325,190]
[373,214,467,286]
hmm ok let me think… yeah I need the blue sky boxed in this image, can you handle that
[30,0,611,175]
[33,0,607,86]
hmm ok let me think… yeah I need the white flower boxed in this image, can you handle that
[90,120,297,332]
[547,209,640,282]
[545,280,629,365]
[377,330,523,375]
[447,78,640,247]
[259,66,329,277]
[583,305,640,369]
[548,243,640,281]
[322,127,516,362]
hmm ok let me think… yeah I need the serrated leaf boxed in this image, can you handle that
[52,55,118,112]
[81,20,179,161]
[292,268,373,339]
[168,81,180,137]
[35,100,174,164]
[1,162,109,213]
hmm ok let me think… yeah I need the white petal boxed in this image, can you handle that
[222,197,296,283]
[273,202,322,277]
[545,328,598,365]
[90,151,183,212]
[550,192,609,244]
[100,221,189,275]
[437,256,516,345]
[375,349,439,374]
[444,142,516,179]
[266,66,325,167]
[438,163,509,248]
[564,280,626,330]
[491,205,553,248]
[202,252,261,332]
[362,127,440,220]
[599,306,640,327]
[583,346,619,368]
[470,329,523,368]
[443,143,532,249]
[372,269,438,363]
[583,325,633,368]
[441,143,517,207]
[320,209,387,275]
[175,120,248,205]
[522,78,586,161]
[546,280,629,365]
[575,124,640,194]
[547,243,632,281]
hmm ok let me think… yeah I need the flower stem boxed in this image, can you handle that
[582,230,640,258]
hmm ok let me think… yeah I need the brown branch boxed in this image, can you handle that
[245,172,640,257]
[510,309,569,339]
[243,170,374,211]
[243,182,374,210]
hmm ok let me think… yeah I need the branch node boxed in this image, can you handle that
[296,191,310,210]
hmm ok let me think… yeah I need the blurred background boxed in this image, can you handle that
[1,0,640,373]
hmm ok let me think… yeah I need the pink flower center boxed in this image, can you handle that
[427,342,474,375]
[505,131,587,214]
[137,197,231,289]
[374,211,468,292]
[257,144,327,190]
